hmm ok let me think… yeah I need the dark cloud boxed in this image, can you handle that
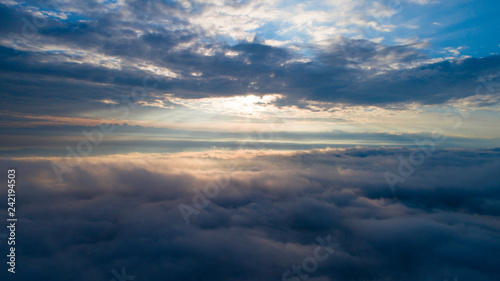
[1,148,499,280]
[1,2,499,118]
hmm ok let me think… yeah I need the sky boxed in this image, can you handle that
[0,0,499,153]
[0,0,499,280]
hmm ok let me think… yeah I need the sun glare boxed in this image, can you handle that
[168,94,284,118]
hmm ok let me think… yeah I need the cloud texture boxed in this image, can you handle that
[1,148,499,281]
[1,0,500,119]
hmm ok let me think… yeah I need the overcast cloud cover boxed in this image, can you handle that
[1,148,500,280]
[0,0,500,280]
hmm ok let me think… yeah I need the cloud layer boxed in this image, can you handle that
[1,148,499,280]
[1,0,500,119]
[1,2,500,280]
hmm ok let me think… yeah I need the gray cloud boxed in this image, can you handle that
[1,148,499,280]
[1,2,499,119]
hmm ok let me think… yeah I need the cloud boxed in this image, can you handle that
[2,0,497,121]
[1,148,499,280]
[0,2,499,280]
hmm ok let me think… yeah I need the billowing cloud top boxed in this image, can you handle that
[1,148,500,280]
